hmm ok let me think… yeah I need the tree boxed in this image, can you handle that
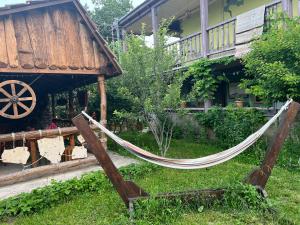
[241,16,300,103]
[111,24,184,156]
[91,0,132,40]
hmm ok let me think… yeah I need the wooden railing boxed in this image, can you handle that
[166,1,283,64]
[0,126,99,168]
[265,0,282,30]
[207,18,236,55]
[166,31,202,64]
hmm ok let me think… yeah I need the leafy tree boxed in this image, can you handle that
[91,0,133,39]
[241,16,300,103]
[111,24,185,156]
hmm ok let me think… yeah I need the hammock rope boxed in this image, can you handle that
[82,99,293,169]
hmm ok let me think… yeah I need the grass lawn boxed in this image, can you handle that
[1,133,299,225]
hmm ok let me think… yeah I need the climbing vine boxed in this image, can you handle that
[183,57,235,102]
[224,0,244,17]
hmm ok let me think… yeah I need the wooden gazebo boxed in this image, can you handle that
[0,0,121,173]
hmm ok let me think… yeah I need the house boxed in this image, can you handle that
[0,0,120,169]
[114,0,299,108]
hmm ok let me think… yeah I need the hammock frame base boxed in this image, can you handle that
[72,101,300,209]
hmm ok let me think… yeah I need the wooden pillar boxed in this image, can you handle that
[68,135,75,161]
[298,0,300,16]
[151,6,159,45]
[282,0,293,17]
[29,140,38,168]
[122,28,127,52]
[98,75,107,150]
[200,0,209,57]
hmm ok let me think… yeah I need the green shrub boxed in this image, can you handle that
[0,163,158,219]
[196,106,266,148]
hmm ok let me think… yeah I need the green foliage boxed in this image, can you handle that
[241,16,300,103]
[90,0,132,39]
[221,183,272,211]
[0,163,158,219]
[224,0,244,16]
[196,106,266,148]
[184,57,234,101]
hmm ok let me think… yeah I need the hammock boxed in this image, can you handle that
[82,100,292,169]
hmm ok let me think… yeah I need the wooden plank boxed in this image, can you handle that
[93,41,107,69]
[0,156,99,187]
[62,9,83,70]
[51,8,68,70]
[79,20,95,70]
[4,16,19,68]
[72,115,148,208]
[236,6,265,34]
[246,101,300,189]
[13,13,35,69]
[25,10,48,69]
[43,10,58,70]
[0,19,8,68]
[235,27,263,45]
[0,67,101,75]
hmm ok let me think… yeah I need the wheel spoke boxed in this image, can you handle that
[0,88,12,99]
[0,102,12,114]
[19,97,33,101]
[17,87,28,97]
[13,103,18,116]
[10,83,16,96]
[17,101,30,112]
[0,98,10,103]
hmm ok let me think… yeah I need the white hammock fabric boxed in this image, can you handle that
[82,100,292,170]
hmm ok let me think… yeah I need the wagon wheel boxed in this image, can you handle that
[0,80,36,119]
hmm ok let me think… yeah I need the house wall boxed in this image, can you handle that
[180,0,298,37]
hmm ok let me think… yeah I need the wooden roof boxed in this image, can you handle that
[0,0,122,77]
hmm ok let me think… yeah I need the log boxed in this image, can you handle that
[0,125,99,142]
[62,9,83,70]
[25,10,48,69]
[0,19,8,68]
[98,75,107,150]
[51,8,67,70]
[0,156,99,187]
[4,15,19,68]
[79,20,95,70]
[29,140,38,168]
[13,14,34,69]
[43,10,58,70]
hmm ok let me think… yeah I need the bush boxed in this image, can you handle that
[196,106,266,148]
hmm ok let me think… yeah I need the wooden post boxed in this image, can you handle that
[72,115,148,208]
[68,134,75,161]
[298,0,300,16]
[200,0,209,57]
[246,101,300,189]
[122,28,127,52]
[29,140,38,168]
[151,6,158,45]
[282,0,293,17]
[98,75,107,150]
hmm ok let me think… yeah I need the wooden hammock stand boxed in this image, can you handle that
[72,101,300,209]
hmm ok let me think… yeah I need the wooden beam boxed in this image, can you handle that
[98,75,107,150]
[0,156,99,187]
[246,101,300,189]
[0,67,101,75]
[72,114,148,208]
[0,125,98,142]
[200,0,209,57]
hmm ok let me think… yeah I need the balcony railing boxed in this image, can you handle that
[166,1,283,65]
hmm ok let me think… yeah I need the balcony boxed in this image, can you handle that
[166,0,283,65]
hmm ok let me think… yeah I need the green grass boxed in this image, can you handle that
[1,133,299,225]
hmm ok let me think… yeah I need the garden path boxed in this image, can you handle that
[0,152,137,200]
